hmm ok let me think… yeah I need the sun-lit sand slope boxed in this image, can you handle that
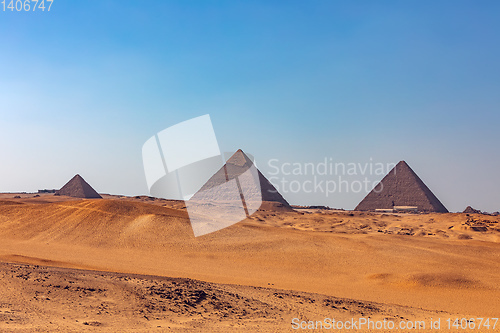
[0,262,448,332]
[0,195,499,328]
[0,199,190,248]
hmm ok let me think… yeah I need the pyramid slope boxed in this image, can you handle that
[196,149,290,207]
[355,161,448,213]
[56,174,102,199]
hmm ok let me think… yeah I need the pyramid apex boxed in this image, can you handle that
[226,149,253,166]
[232,149,248,158]
[396,161,411,169]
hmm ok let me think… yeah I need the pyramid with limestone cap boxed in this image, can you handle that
[195,149,290,207]
[355,161,448,213]
[55,174,102,199]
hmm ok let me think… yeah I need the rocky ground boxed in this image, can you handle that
[0,262,450,332]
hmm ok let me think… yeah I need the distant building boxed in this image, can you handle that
[38,189,57,193]
[375,209,395,213]
[393,206,418,213]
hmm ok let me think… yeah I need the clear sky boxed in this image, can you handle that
[1,1,499,212]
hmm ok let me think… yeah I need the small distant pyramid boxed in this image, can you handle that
[196,149,290,207]
[355,161,448,213]
[463,206,481,214]
[55,174,102,199]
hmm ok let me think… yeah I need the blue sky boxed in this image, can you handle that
[1,1,499,212]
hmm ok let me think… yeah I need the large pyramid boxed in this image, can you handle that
[355,161,448,213]
[187,149,290,236]
[55,174,102,199]
[196,149,290,207]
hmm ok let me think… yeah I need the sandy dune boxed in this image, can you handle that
[0,194,499,331]
[0,262,450,332]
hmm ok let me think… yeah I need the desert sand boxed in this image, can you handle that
[0,193,499,331]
